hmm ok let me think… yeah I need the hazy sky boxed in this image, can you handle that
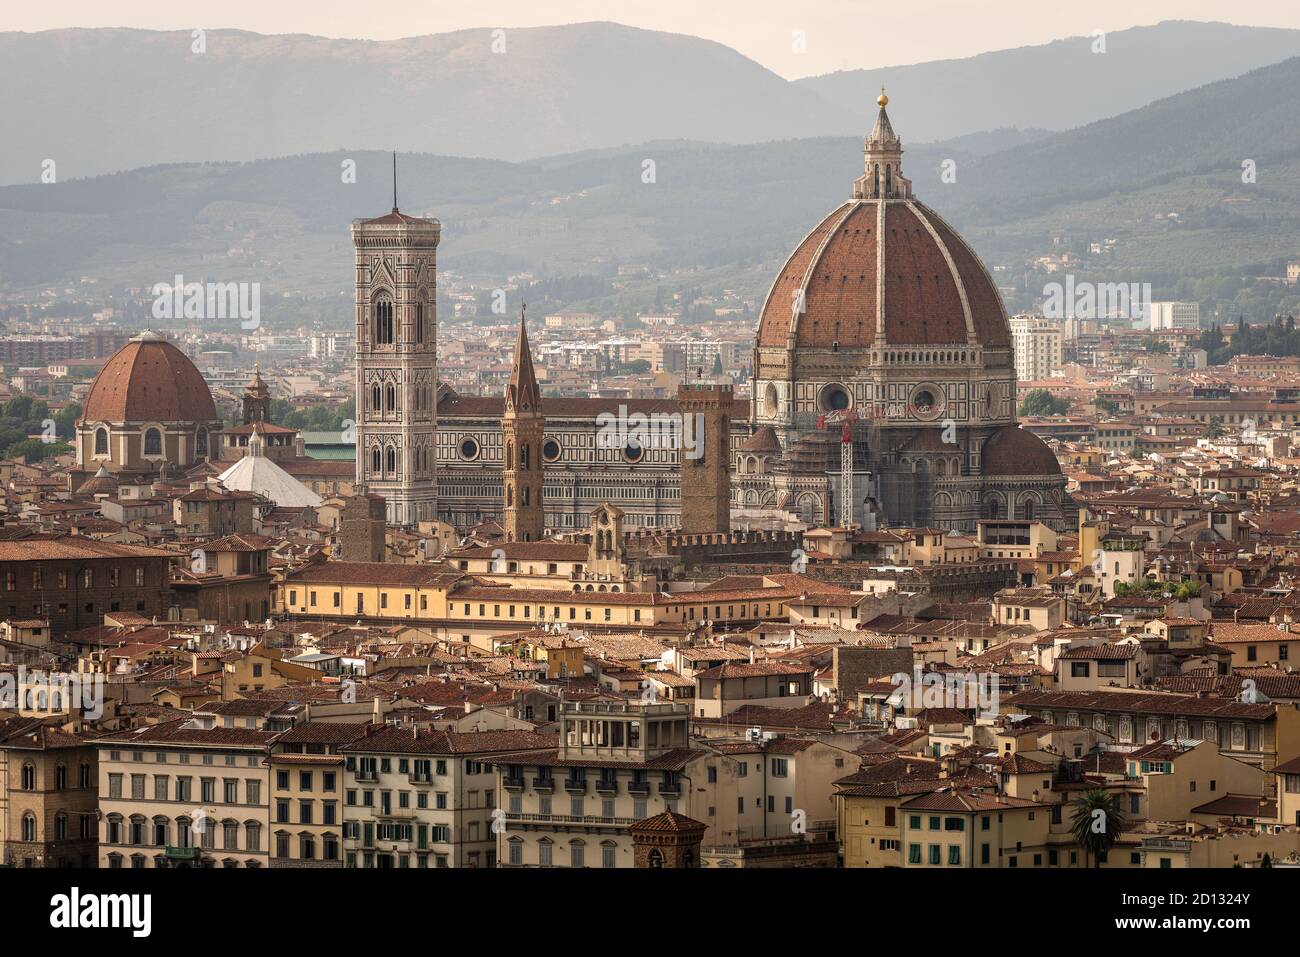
[6,1,1300,78]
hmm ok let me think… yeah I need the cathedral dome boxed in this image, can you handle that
[981,426,1062,477]
[756,201,1011,351]
[82,332,218,423]
[756,95,1010,354]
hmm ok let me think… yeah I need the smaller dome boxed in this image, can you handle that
[82,332,218,424]
[79,465,120,495]
[982,426,1061,477]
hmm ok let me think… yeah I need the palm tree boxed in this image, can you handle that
[1069,789,1128,868]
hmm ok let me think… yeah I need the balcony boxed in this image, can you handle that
[507,812,636,828]
[164,845,198,860]
[532,776,556,792]
[502,776,525,791]
[658,782,681,799]
[627,780,651,796]
[595,779,619,795]
[564,778,587,794]
[355,769,379,782]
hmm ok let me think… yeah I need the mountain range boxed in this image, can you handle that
[5,20,1300,185]
[4,20,1300,326]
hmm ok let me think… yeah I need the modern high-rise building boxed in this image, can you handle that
[351,205,441,526]
[1009,315,1064,383]
[1148,301,1201,331]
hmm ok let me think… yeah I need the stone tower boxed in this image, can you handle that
[242,365,272,424]
[587,503,625,577]
[631,811,706,868]
[337,484,387,563]
[351,202,440,527]
[502,309,545,542]
[676,382,733,535]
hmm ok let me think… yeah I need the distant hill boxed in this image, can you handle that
[4,54,1300,320]
[796,20,1300,143]
[0,23,853,186]
[6,20,1300,186]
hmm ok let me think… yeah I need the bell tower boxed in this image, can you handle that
[242,365,272,424]
[502,307,545,542]
[351,181,440,528]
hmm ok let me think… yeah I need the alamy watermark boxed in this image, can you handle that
[886,667,999,713]
[595,404,705,459]
[1042,275,1150,322]
[151,274,260,330]
[1,667,105,720]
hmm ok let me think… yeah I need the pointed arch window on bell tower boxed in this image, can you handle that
[374,297,394,345]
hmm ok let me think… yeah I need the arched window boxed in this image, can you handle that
[55,764,67,790]
[505,442,514,470]
[55,814,68,841]
[520,443,530,470]
[371,383,382,411]
[1021,497,1037,521]
[21,814,36,842]
[94,427,109,455]
[648,848,664,868]
[371,446,382,476]
[386,447,397,475]
[196,428,208,455]
[373,297,395,345]
[143,428,162,456]
[415,302,425,344]
[386,383,397,412]
[21,763,35,791]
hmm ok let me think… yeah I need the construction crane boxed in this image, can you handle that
[816,408,862,528]
[816,403,888,527]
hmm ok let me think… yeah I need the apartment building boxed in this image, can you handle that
[493,700,702,868]
[0,720,98,867]
[278,562,798,649]
[1009,315,1063,383]
[95,720,276,868]
[339,725,555,868]
[268,721,369,866]
[1147,301,1200,332]
[899,790,1052,868]
[1002,690,1300,770]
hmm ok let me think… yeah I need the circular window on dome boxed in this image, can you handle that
[819,384,851,413]
[459,438,480,461]
[910,385,946,420]
[623,442,644,463]
[543,438,562,462]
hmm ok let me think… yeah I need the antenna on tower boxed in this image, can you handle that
[392,151,398,212]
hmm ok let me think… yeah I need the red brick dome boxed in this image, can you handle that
[82,333,218,423]
[982,426,1061,477]
[756,199,1011,352]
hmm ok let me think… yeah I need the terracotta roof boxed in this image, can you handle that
[285,562,465,588]
[1057,643,1139,660]
[80,334,218,424]
[982,426,1062,477]
[756,200,1010,350]
[694,661,814,680]
[0,536,175,562]
[629,810,706,833]
[1004,689,1275,720]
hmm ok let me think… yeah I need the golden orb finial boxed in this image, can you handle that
[877,86,888,108]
